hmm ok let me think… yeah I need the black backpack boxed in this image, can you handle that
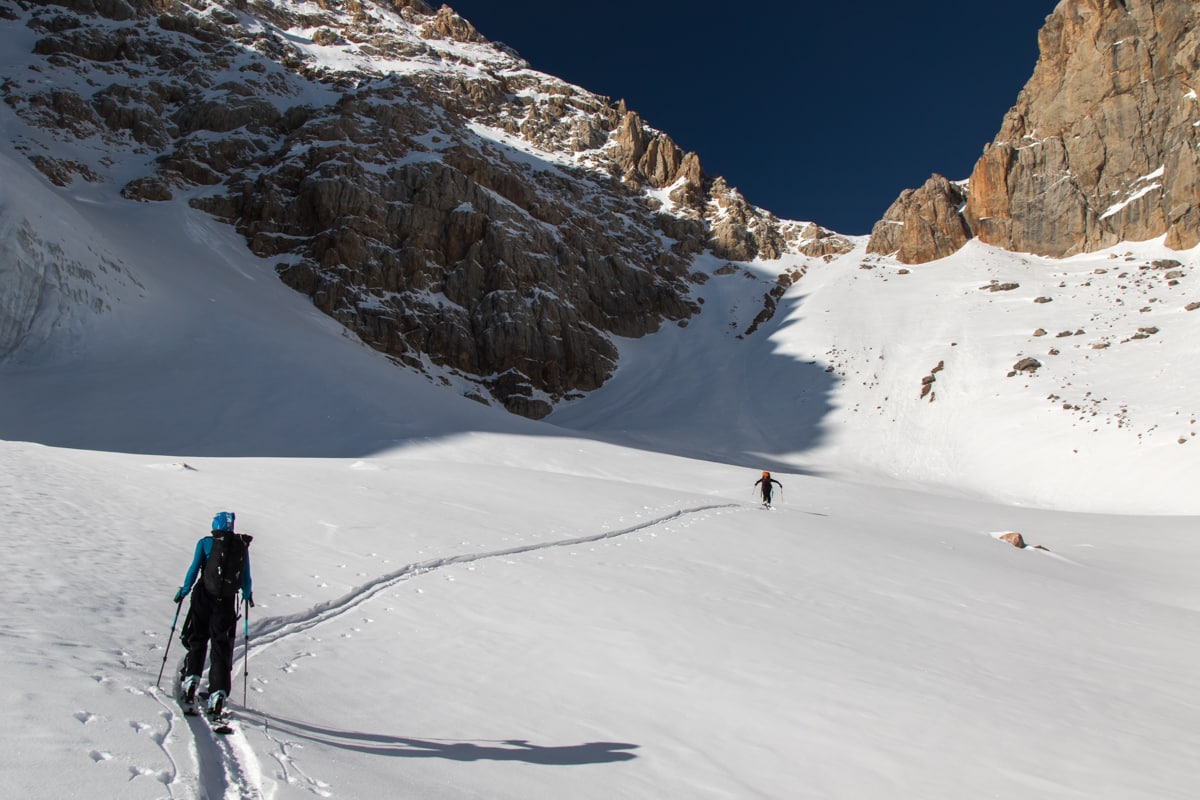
[202,530,252,599]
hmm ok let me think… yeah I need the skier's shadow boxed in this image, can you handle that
[248,711,639,765]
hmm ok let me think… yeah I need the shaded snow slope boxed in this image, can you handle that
[0,150,143,360]
[0,143,527,457]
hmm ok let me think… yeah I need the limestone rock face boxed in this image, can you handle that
[3,0,808,416]
[966,0,1200,256]
[787,222,854,259]
[420,5,485,43]
[866,175,970,264]
[870,0,1200,261]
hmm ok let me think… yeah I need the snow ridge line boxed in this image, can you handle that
[242,503,739,650]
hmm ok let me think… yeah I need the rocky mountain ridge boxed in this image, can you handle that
[8,0,1197,422]
[868,0,1200,264]
[1,0,849,417]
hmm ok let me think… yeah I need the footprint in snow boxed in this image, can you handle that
[75,711,97,724]
[88,750,111,762]
[127,765,171,785]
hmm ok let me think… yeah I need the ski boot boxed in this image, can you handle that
[206,689,227,720]
[181,675,200,705]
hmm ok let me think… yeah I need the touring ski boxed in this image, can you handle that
[207,712,235,736]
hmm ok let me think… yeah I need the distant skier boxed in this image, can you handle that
[754,471,782,507]
[173,511,253,720]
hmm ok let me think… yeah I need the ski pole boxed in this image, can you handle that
[155,598,183,690]
[242,598,250,709]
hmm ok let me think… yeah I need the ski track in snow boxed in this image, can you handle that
[165,503,740,798]
[152,663,265,800]
[243,503,741,651]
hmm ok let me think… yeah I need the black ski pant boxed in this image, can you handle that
[181,588,238,696]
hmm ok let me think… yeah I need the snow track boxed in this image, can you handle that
[245,503,740,650]
[157,658,265,800]
[179,714,264,800]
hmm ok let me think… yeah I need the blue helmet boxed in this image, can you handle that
[211,511,236,532]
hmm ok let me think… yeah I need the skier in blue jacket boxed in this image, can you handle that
[174,511,253,718]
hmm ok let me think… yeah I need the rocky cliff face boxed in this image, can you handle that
[3,0,849,417]
[869,0,1200,263]
[864,175,970,264]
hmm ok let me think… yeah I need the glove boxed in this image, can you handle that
[244,592,255,608]
[173,589,186,604]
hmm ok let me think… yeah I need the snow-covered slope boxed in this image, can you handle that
[784,240,1200,512]
[0,143,527,456]
[553,238,1200,514]
[6,433,1200,800]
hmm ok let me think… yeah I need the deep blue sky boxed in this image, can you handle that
[446,2,1056,234]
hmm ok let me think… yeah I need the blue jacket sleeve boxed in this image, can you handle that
[241,549,253,600]
[179,538,210,597]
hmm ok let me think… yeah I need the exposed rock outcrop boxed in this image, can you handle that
[966,0,1200,256]
[791,222,854,259]
[420,5,485,43]
[866,175,970,264]
[869,0,1200,261]
[3,0,809,416]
